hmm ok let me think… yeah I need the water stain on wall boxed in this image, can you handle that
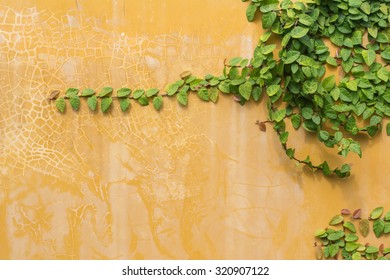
[1,0,390,260]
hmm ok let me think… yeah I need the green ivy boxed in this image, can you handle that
[50,0,390,178]
[315,207,390,260]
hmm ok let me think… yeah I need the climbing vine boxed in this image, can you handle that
[314,207,390,260]
[50,0,390,178]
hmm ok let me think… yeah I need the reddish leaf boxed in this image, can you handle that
[341,209,351,215]
[353,209,362,219]
[233,95,241,102]
[380,244,384,254]
[259,122,267,132]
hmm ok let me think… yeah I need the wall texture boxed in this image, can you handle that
[1,0,390,259]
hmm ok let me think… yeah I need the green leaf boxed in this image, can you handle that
[229,57,242,66]
[81,88,95,97]
[69,96,80,111]
[326,56,338,67]
[262,12,277,29]
[117,87,132,98]
[352,252,361,260]
[343,221,357,233]
[291,114,301,129]
[373,219,385,238]
[362,49,376,66]
[385,212,390,221]
[301,107,313,120]
[329,244,339,258]
[177,90,188,106]
[349,0,362,8]
[345,242,360,252]
[272,109,286,123]
[384,222,390,234]
[101,97,113,113]
[366,246,379,254]
[290,26,309,39]
[87,96,98,111]
[381,47,390,61]
[153,96,163,111]
[279,131,289,144]
[119,98,130,112]
[198,88,210,101]
[65,88,79,98]
[266,85,280,97]
[327,230,344,241]
[329,215,344,226]
[246,3,257,22]
[209,87,219,103]
[99,87,113,97]
[262,44,276,55]
[146,88,159,97]
[314,229,327,237]
[303,80,318,94]
[132,89,145,99]
[284,51,301,64]
[239,82,252,100]
[138,95,149,106]
[55,97,66,113]
[345,233,358,242]
[319,130,330,141]
[370,207,384,220]
[360,2,370,14]
[360,219,370,237]
[298,14,314,26]
[377,67,389,82]
[321,75,336,92]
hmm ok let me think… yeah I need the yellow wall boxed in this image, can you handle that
[1,0,390,259]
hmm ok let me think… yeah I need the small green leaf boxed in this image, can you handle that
[290,26,309,39]
[117,87,132,98]
[385,212,390,221]
[345,233,358,242]
[153,96,163,111]
[291,114,301,129]
[343,221,357,233]
[198,88,210,101]
[138,95,149,106]
[366,246,379,254]
[352,252,361,260]
[177,90,188,106]
[301,107,313,120]
[101,97,113,113]
[146,88,159,97]
[373,219,385,238]
[314,229,327,237]
[65,88,79,98]
[209,87,219,103]
[87,96,97,111]
[229,57,242,66]
[329,215,344,225]
[266,85,280,97]
[362,49,376,66]
[262,12,277,29]
[346,242,360,252]
[81,88,95,97]
[321,75,335,92]
[246,3,257,22]
[239,82,252,101]
[272,109,286,123]
[262,44,276,55]
[132,89,145,99]
[327,230,344,241]
[329,244,339,258]
[284,51,301,64]
[370,207,384,220]
[326,56,338,66]
[279,131,289,144]
[69,96,80,111]
[319,130,330,141]
[55,97,66,113]
[99,87,113,97]
[384,222,390,234]
[360,219,370,237]
[119,98,130,112]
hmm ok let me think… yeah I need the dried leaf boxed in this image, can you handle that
[380,244,384,254]
[341,209,351,215]
[360,218,370,237]
[353,209,362,219]
[48,90,60,100]
[315,246,323,260]
[259,122,267,132]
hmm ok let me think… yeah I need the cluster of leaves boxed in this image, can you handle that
[314,207,390,260]
[51,0,390,178]
[242,0,390,177]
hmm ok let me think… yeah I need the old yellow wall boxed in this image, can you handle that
[1,0,390,260]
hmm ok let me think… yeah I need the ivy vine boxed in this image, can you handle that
[314,207,390,260]
[50,0,390,178]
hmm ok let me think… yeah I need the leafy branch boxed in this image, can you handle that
[49,0,390,178]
